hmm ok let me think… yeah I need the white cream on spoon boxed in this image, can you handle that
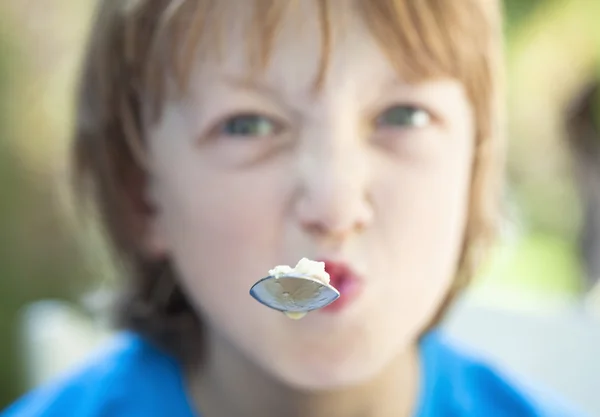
[250,258,340,319]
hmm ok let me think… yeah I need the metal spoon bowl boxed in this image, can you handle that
[249,273,340,313]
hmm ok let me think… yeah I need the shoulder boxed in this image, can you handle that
[417,331,587,417]
[1,332,194,417]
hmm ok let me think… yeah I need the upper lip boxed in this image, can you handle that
[317,258,365,282]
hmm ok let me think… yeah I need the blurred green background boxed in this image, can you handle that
[1,0,599,409]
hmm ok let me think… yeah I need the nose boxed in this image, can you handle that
[295,141,373,242]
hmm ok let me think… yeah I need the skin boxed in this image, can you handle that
[143,2,475,416]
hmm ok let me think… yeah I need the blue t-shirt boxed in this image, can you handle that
[1,330,584,416]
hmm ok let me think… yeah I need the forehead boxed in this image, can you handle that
[187,2,397,99]
[154,0,488,94]
[135,0,498,129]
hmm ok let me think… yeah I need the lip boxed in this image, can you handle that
[317,259,365,313]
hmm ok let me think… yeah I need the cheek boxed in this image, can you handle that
[373,136,473,321]
[148,140,285,295]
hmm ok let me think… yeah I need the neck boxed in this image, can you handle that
[187,327,421,417]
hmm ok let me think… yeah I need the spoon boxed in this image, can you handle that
[249,273,340,319]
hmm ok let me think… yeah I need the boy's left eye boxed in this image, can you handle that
[374,105,431,129]
[219,114,281,138]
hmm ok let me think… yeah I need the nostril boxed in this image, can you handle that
[301,219,355,241]
[295,179,373,239]
[303,220,328,237]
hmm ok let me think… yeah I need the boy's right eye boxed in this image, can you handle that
[218,114,282,138]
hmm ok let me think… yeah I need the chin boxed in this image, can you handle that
[278,359,389,391]
[263,341,396,391]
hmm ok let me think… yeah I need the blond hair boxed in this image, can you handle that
[74,0,504,361]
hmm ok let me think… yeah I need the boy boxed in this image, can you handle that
[2,0,583,416]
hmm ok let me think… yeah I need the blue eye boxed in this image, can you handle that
[375,106,431,129]
[220,114,278,137]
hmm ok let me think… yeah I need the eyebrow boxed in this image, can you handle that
[379,71,426,93]
[220,73,302,116]
[222,73,283,100]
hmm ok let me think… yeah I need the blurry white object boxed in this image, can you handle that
[19,300,112,388]
[585,280,600,318]
[444,292,600,417]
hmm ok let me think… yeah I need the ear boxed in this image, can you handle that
[140,176,169,260]
[143,217,168,260]
[124,162,169,261]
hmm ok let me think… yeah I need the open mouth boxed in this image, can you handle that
[319,259,364,313]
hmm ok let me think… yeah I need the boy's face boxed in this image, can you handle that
[145,3,474,389]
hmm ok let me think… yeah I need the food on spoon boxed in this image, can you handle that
[265,258,333,320]
[283,311,308,320]
[269,258,330,285]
